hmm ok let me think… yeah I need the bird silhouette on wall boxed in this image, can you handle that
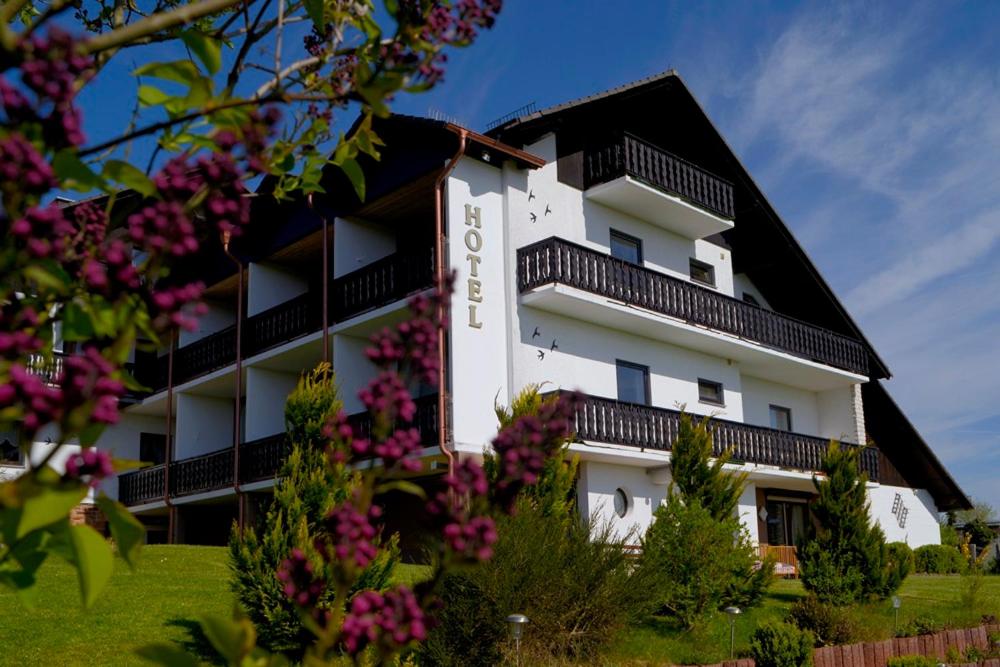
[537,350,545,360]
[550,339,558,351]
[529,212,537,223]
[544,204,552,216]
[528,190,536,201]
[532,327,541,339]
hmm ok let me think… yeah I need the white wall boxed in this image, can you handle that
[578,460,667,542]
[179,299,235,346]
[738,482,760,543]
[174,393,233,459]
[333,334,379,414]
[818,384,863,444]
[333,217,396,279]
[742,375,820,434]
[733,273,773,309]
[446,158,511,453]
[868,484,941,547]
[244,367,298,441]
[247,262,309,317]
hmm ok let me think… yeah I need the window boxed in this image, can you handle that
[697,378,724,406]
[764,497,808,547]
[613,488,630,518]
[139,432,167,466]
[769,405,792,432]
[689,258,715,286]
[616,360,650,405]
[742,292,760,307]
[610,230,643,265]
[0,426,22,466]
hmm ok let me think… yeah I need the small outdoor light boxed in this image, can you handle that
[724,606,742,659]
[506,613,529,666]
[892,595,902,631]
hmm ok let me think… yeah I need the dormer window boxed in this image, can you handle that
[689,258,715,287]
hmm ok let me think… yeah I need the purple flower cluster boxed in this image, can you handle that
[149,282,208,332]
[442,515,497,562]
[0,133,55,195]
[424,459,497,563]
[358,371,416,425]
[128,201,198,257]
[489,392,579,511]
[0,306,42,360]
[317,502,382,573]
[277,548,324,608]
[10,204,75,258]
[0,364,61,432]
[341,586,429,656]
[59,347,126,425]
[64,448,114,488]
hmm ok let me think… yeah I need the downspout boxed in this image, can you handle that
[434,130,467,478]
[222,231,244,528]
[164,329,175,543]
[306,193,330,364]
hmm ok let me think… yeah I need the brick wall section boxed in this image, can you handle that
[852,383,866,445]
[684,624,1000,667]
[69,503,107,534]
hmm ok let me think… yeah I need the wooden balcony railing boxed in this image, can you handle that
[138,247,435,392]
[25,351,65,385]
[117,394,440,506]
[759,545,799,577]
[518,237,869,376]
[566,392,879,481]
[585,133,735,220]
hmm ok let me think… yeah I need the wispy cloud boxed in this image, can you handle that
[721,4,1000,507]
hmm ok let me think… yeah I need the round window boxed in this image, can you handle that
[613,488,629,518]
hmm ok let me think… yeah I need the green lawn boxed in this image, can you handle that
[605,575,1000,666]
[0,545,429,667]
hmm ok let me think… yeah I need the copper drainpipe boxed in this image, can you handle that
[434,130,467,478]
[307,193,330,364]
[164,329,175,543]
[222,231,245,528]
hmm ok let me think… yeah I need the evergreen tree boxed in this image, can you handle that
[670,413,746,520]
[228,364,397,653]
[798,442,901,605]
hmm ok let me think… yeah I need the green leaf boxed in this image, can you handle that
[96,495,144,569]
[52,151,106,192]
[65,523,113,607]
[200,614,254,663]
[62,302,95,341]
[135,644,200,667]
[102,160,156,197]
[137,84,170,107]
[134,60,202,85]
[180,31,221,75]
[78,423,106,447]
[303,0,324,27]
[23,264,70,295]
[15,475,87,539]
[337,157,365,201]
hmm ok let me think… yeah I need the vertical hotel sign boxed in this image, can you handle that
[464,203,483,329]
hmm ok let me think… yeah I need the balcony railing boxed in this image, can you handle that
[585,133,735,220]
[567,392,879,481]
[518,237,869,376]
[138,247,435,392]
[117,395,440,506]
[25,351,65,385]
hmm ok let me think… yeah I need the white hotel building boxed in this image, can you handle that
[4,72,969,559]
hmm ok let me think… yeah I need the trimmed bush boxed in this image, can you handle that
[886,656,938,667]
[913,544,965,574]
[788,595,860,646]
[750,621,814,667]
[886,542,914,592]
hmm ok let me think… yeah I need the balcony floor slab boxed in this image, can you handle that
[522,283,866,391]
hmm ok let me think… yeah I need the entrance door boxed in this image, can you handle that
[765,497,807,547]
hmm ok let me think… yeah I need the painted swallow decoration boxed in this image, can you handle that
[544,204,552,216]
[532,327,541,339]
[537,350,545,360]
[550,339,558,351]
[530,212,537,223]
[528,190,535,201]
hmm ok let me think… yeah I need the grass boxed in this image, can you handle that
[604,575,1000,666]
[0,546,431,667]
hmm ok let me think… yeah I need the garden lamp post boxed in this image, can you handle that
[892,595,901,632]
[506,614,529,667]
[724,606,741,659]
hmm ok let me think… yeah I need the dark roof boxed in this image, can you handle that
[490,70,891,380]
[863,380,971,511]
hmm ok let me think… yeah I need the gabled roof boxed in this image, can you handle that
[489,70,892,380]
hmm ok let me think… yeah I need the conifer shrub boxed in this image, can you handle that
[798,443,903,604]
[228,364,397,654]
[750,622,814,667]
[637,414,774,627]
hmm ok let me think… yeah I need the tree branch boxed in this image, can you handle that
[82,0,246,55]
[254,55,318,98]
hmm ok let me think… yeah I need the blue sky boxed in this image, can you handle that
[75,2,1000,512]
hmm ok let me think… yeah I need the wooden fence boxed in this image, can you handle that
[684,624,1000,667]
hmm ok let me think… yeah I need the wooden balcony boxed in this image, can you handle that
[25,351,65,385]
[117,395,440,506]
[566,392,879,481]
[518,237,869,381]
[585,134,735,238]
[139,246,434,392]
[759,545,799,577]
